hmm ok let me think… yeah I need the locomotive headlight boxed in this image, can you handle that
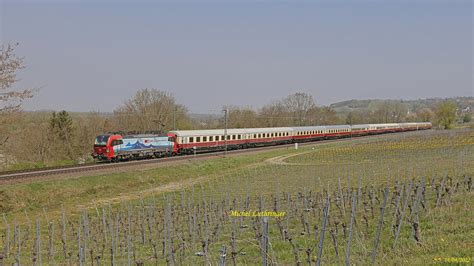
[106,147,110,153]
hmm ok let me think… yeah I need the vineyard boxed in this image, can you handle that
[1,130,473,265]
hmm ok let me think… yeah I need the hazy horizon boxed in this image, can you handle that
[1,0,472,113]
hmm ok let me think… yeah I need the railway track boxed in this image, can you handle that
[0,131,425,182]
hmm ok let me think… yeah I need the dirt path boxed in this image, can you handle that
[264,150,315,166]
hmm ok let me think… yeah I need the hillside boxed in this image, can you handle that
[330,97,473,114]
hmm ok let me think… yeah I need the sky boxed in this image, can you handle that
[1,0,472,113]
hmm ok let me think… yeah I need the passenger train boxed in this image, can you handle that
[92,122,432,161]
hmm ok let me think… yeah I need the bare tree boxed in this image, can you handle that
[0,43,34,114]
[415,108,434,122]
[310,106,341,125]
[224,105,259,128]
[259,101,287,127]
[0,43,34,168]
[114,89,190,132]
[281,92,316,126]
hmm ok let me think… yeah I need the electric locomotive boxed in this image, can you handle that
[92,133,177,161]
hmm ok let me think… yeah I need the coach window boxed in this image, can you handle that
[195,137,200,142]
[203,136,207,142]
[209,136,213,142]
[189,137,194,143]
[238,135,241,140]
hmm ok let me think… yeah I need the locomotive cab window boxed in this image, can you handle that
[94,135,110,146]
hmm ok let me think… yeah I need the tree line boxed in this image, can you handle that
[0,44,470,169]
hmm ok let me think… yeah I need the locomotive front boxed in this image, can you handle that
[92,134,123,161]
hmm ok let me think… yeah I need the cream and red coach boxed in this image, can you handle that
[169,122,432,155]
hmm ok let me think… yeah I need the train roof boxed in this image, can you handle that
[291,125,350,131]
[169,122,431,137]
[170,127,294,137]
